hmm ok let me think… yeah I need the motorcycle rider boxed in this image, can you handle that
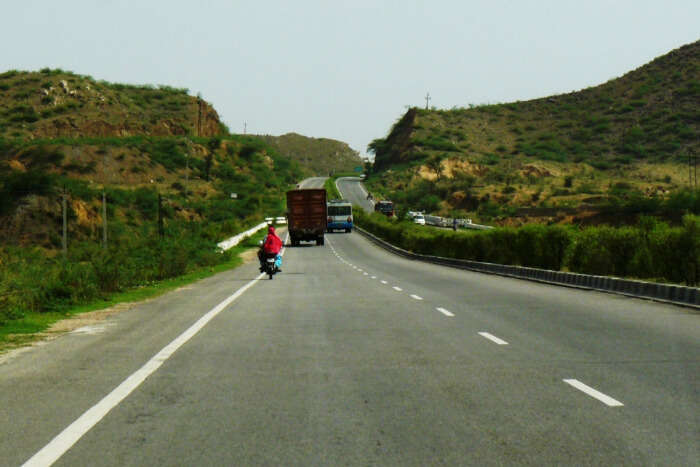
[258,225,283,272]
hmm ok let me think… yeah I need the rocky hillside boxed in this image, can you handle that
[367,40,699,223]
[0,68,224,139]
[0,70,311,249]
[259,132,363,175]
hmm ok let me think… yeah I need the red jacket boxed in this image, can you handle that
[263,228,283,254]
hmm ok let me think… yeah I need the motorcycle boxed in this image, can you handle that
[263,253,280,280]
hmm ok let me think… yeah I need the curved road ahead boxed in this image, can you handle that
[1,179,698,466]
[336,177,374,213]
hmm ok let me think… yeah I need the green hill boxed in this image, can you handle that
[367,40,699,224]
[259,132,363,175]
[0,70,308,250]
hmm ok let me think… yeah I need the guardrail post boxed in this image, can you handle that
[688,288,698,305]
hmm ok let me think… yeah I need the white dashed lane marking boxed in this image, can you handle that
[563,379,624,407]
[478,332,509,345]
[330,239,452,319]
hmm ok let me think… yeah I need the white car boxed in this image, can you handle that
[413,214,426,225]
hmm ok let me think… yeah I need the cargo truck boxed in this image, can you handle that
[286,188,327,246]
[374,200,394,217]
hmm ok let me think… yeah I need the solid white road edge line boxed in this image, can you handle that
[563,379,624,407]
[436,307,454,317]
[478,332,509,345]
[22,234,288,467]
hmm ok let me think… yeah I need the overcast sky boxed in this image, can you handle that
[2,1,698,158]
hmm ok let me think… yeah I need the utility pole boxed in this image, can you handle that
[62,187,67,258]
[158,193,164,239]
[102,191,107,248]
[425,92,431,110]
[243,122,247,135]
[197,97,203,137]
[102,153,108,249]
[185,152,189,198]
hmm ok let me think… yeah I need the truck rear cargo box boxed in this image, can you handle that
[286,189,327,246]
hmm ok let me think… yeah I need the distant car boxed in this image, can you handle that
[413,214,426,225]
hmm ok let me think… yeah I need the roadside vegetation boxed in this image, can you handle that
[324,176,342,200]
[0,230,267,350]
[0,133,300,333]
[354,210,700,286]
[0,70,321,340]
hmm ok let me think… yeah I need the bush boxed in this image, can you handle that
[144,139,187,171]
[6,104,39,123]
[354,211,699,285]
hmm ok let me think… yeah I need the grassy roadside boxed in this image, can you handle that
[0,229,267,353]
[324,176,342,200]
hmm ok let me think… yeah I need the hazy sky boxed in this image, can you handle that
[2,1,698,157]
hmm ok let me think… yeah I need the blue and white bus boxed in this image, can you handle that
[327,199,353,233]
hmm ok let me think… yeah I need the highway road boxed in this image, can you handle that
[1,179,698,466]
[336,176,374,213]
[298,177,328,190]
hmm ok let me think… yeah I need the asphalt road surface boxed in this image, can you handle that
[297,177,327,190]
[336,177,374,213]
[1,181,698,466]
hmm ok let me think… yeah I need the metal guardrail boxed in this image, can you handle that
[217,222,268,252]
[354,226,700,310]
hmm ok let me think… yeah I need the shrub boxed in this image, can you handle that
[144,139,187,171]
[7,104,39,123]
[355,212,698,285]
[414,136,459,152]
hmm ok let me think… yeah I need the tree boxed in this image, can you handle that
[367,138,387,157]
[426,154,443,181]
